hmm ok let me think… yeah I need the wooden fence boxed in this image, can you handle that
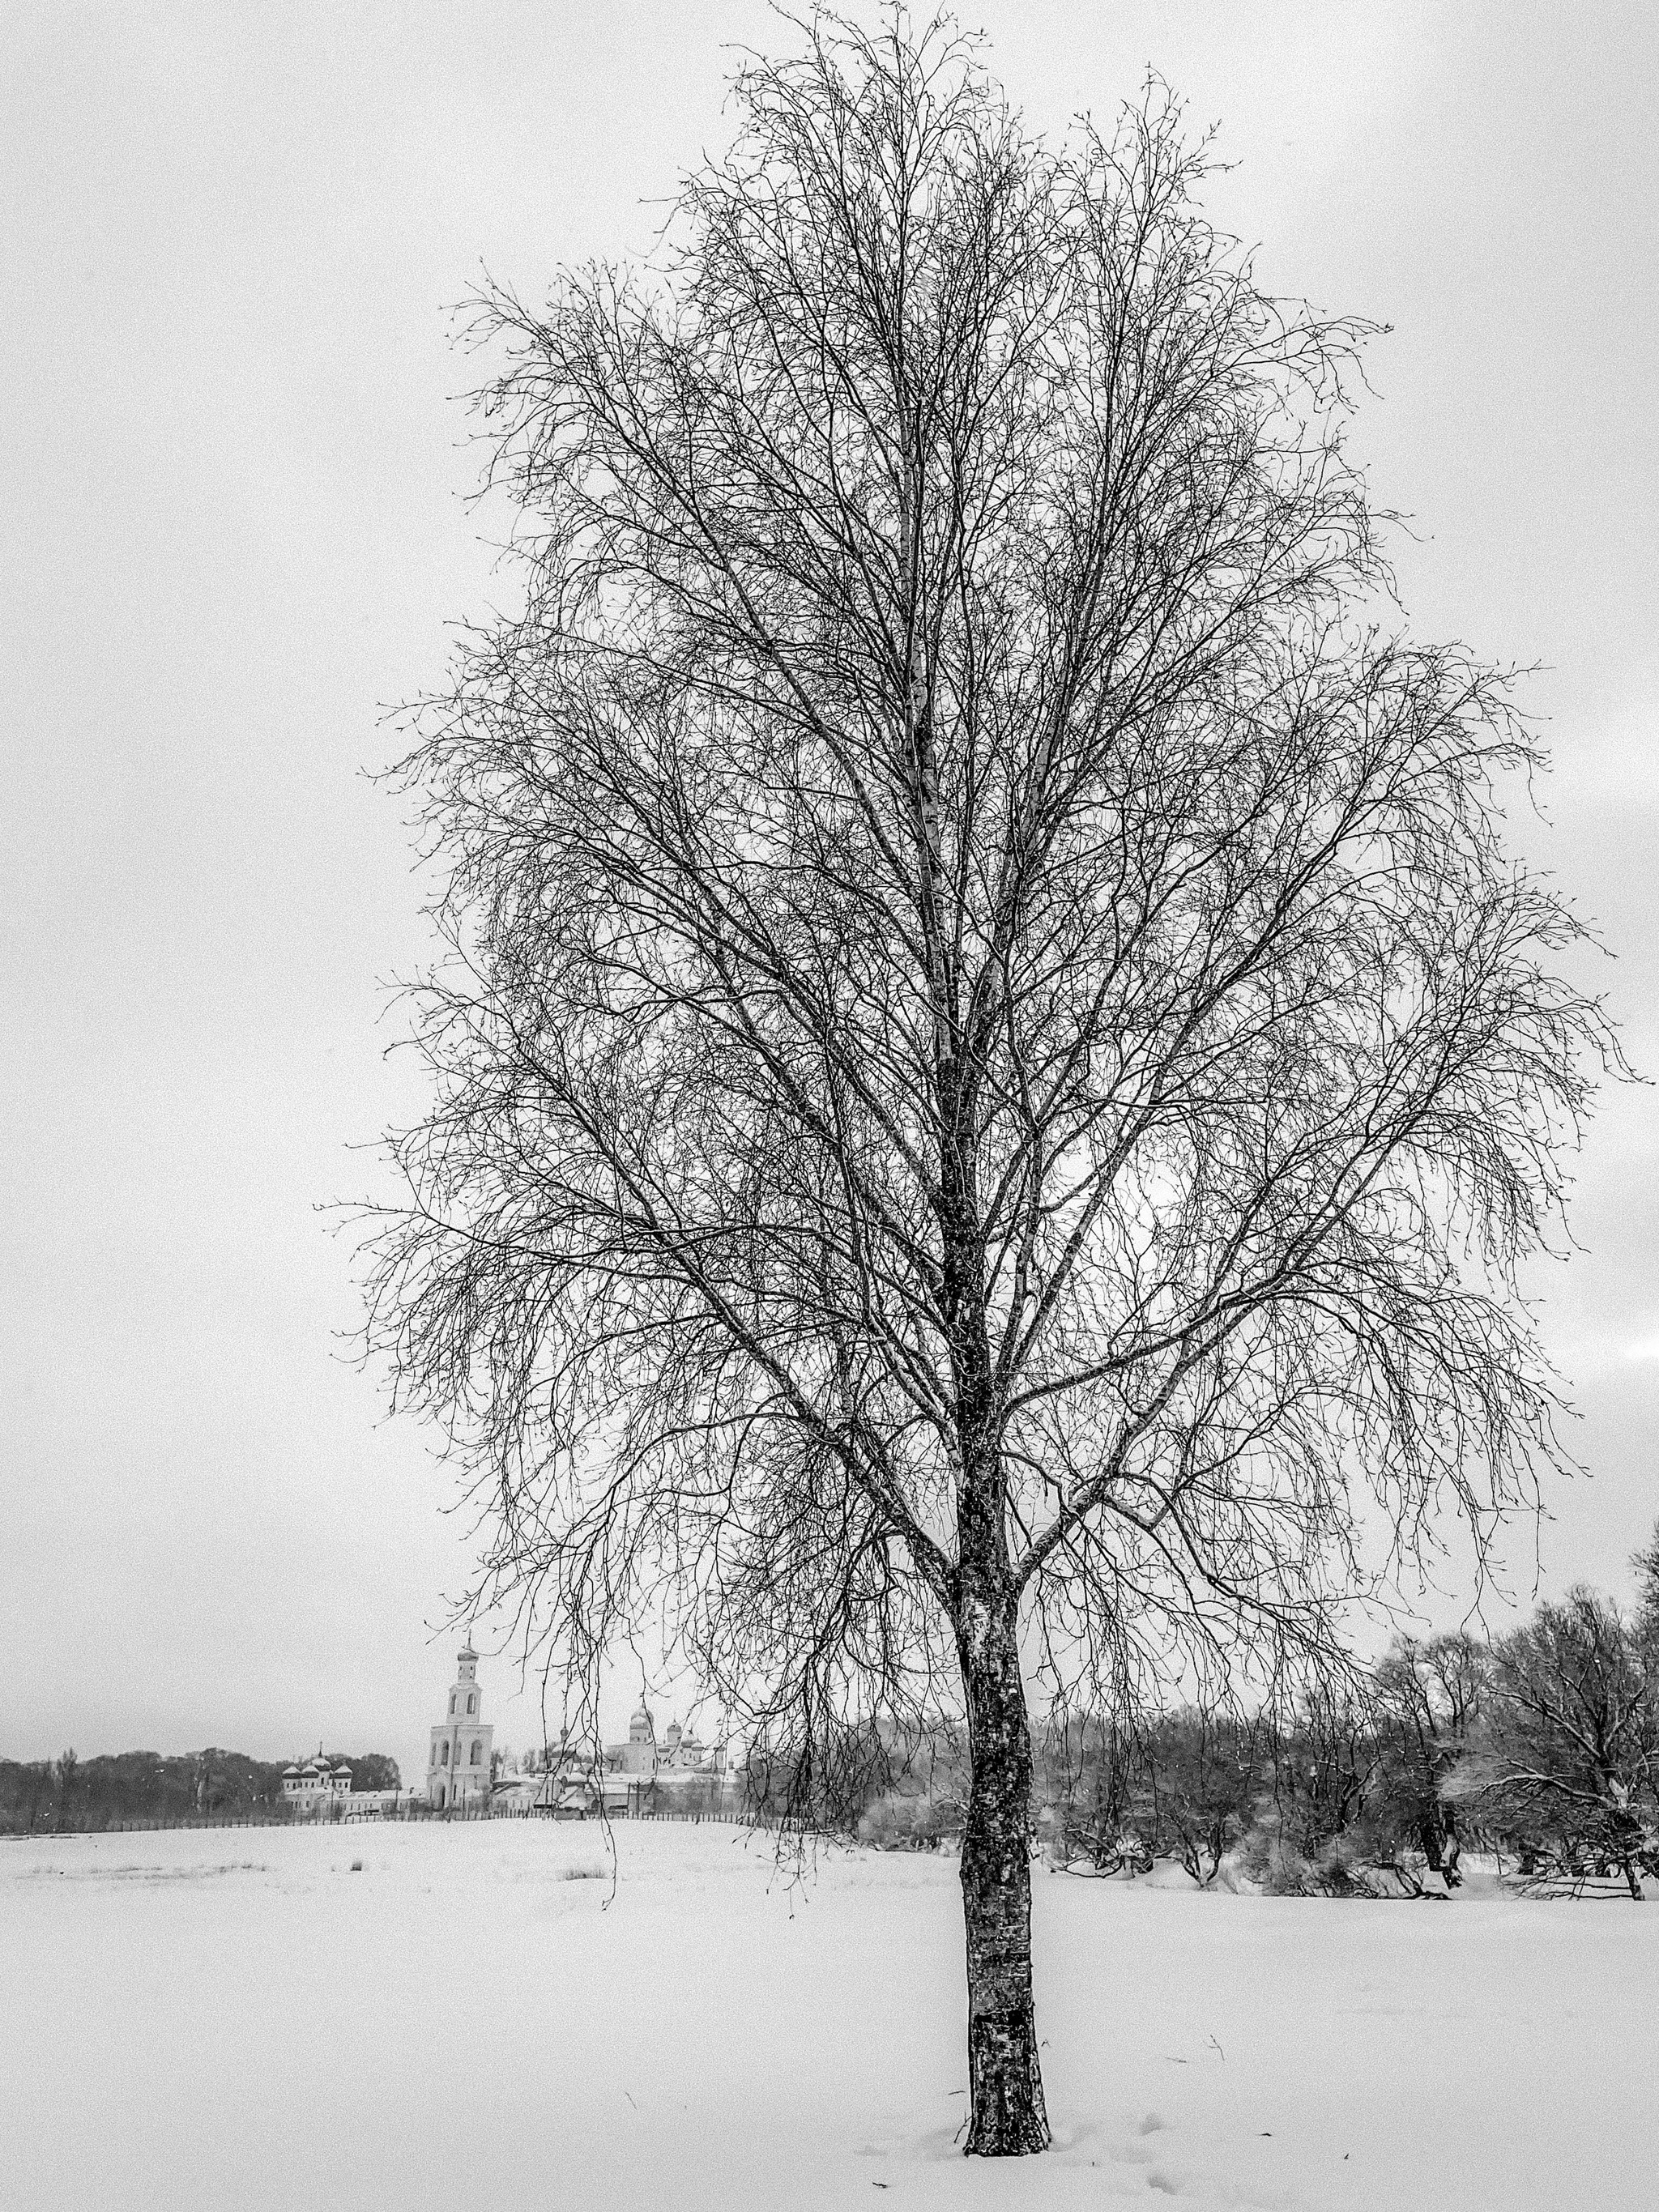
[9,1803,767,1838]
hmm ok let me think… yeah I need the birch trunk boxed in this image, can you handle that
[955,1568,1050,2155]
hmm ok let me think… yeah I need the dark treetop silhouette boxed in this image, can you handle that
[365,11,1610,2155]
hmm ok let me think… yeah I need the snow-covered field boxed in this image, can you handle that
[3,1818,1653,2211]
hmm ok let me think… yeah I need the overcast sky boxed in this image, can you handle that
[5,1,1656,1782]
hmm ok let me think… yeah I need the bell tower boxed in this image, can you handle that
[426,1642,495,1808]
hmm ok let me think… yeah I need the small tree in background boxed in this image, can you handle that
[0,1762,58,1835]
[53,1750,79,1830]
[1239,1688,1381,1894]
[1451,1590,1657,1898]
[1370,1632,1491,1883]
[1043,1711,1152,1873]
[366,9,1611,2152]
[1144,1711,1263,1886]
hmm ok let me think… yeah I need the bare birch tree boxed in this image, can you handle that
[365,11,1611,2154]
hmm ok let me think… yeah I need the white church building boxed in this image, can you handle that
[426,1643,494,1808]
[280,1750,352,1809]
[608,1703,724,1778]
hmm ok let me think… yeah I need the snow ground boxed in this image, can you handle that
[3,1819,1653,2211]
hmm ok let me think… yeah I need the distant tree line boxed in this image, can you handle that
[746,1525,1659,1900]
[0,1748,402,1834]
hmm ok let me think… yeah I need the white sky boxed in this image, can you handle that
[5,2,1656,1782]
